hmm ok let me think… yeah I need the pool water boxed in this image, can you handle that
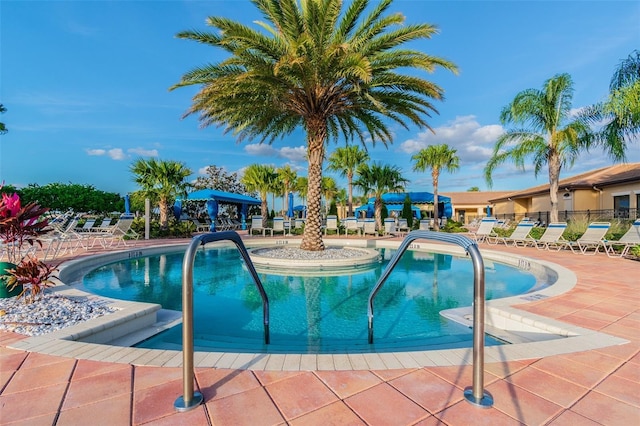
[80,247,537,354]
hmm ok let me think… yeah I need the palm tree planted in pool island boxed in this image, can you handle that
[171,0,457,251]
[411,144,459,231]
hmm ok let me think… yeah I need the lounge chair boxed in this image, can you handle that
[602,219,640,258]
[323,215,340,236]
[489,219,535,246]
[191,218,210,232]
[92,218,140,248]
[250,216,273,237]
[419,219,430,231]
[534,222,568,250]
[75,218,97,233]
[272,217,286,236]
[468,217,498,243]
[397,218,411,234]
[344,217,360,236]
[558,222,611,255]
[362,218,377,237]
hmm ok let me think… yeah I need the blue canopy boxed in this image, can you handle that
[177,189,261,231]
[360,192,453,219]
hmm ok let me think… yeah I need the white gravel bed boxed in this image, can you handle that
[0,293,117,336]
[252,246,367,259]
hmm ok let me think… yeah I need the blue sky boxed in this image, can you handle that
[1,0,639,208]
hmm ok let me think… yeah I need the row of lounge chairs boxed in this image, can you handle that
[469,217,640,257]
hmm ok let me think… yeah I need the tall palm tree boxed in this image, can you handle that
[411,144,459,231]
[326,145,369,217]
[0,104,7,134]
[484,73,593,223]
[354,162,407,231]
[241,164,277,226]
[277,165,298,216]
[130,158,192,229]
[583,50,639,158]
[171,0,457,251]
[321,176,339,215]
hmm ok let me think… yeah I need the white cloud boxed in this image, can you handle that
[244,143,307,162]
[128,147,159,157]
[107,148,126,160]
[399,115,504,164]
[86,148,106,156]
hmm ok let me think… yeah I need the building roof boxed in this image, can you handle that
[488,163,640,202]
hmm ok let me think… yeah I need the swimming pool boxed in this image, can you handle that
[78,245,540,354]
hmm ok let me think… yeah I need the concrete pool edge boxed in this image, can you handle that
[7,239,630,370]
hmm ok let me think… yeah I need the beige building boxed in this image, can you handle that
[441,191,512,224]
[487,163,640,224]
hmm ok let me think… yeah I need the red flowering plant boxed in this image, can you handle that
[0,189,50,264]
[5,255,60,303]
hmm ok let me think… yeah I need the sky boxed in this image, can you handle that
[1,0,639,210]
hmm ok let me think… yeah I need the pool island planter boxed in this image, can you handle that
[0,261,22,298]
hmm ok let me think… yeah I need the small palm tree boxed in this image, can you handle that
[484,73,594,223]
[326,145,370,217]
[171,0,457,251]
[412,144,459,231]
[295,176,309,206]
[321,176,339,216]
[354,162,408,231]
[241,164,277,226]
[130,158,192,229]
[277,165,298,216]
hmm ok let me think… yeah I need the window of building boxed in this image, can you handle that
[614,194,630,218]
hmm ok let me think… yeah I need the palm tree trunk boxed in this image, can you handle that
[159,198,169,229]
[548,152,561,223]
[347,172,354,217]
[432,169,440,231]
[301,121,326,251]
[374,197,383,232]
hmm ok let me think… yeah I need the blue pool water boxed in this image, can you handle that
[79,247,538,354]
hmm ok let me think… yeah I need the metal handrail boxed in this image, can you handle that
[367,230,493,408]
[175,231,270,412]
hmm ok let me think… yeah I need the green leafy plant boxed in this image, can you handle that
[5,255,59,303]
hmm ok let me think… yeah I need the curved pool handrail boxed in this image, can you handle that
[367,230,493,408]
[175,231,270,412]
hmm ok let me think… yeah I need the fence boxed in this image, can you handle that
[492,209,639,226]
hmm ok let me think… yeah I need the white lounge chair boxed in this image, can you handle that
[344,217,360,236]
[490,219,535,246]
[559,222,611,255]
[323,215,340,236]
[533,222,568,250]
[397,218,411,234]
[250,216,273,237]
[419,219,430,231]
[602,219,640,258]
[272,217,286,236]
[362,218,377,237]
[468,217,498,243]
[92,218,139,248]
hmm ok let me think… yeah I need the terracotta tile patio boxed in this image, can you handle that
[0,235,638,425]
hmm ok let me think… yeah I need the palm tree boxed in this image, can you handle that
[321,176,339,215]
[411,144,459,231]
[295,176,309,205]
[130,158,192,229]
[171,0,457,251]
[484,73,594,223]
[277,165,298,216]
[326,145,369,217]
[241,164,277,226]
[583,50,639,158]
[353,162,407,231]
[0,104,7,134]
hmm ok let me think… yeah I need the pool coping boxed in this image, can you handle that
[6,238,629,370]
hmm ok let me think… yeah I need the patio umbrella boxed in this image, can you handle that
[287,192,294,218]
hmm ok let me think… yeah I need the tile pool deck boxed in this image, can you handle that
[1,234,639,425]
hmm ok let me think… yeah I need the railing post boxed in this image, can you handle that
[175,231,269,412]
[368,231,493,408]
